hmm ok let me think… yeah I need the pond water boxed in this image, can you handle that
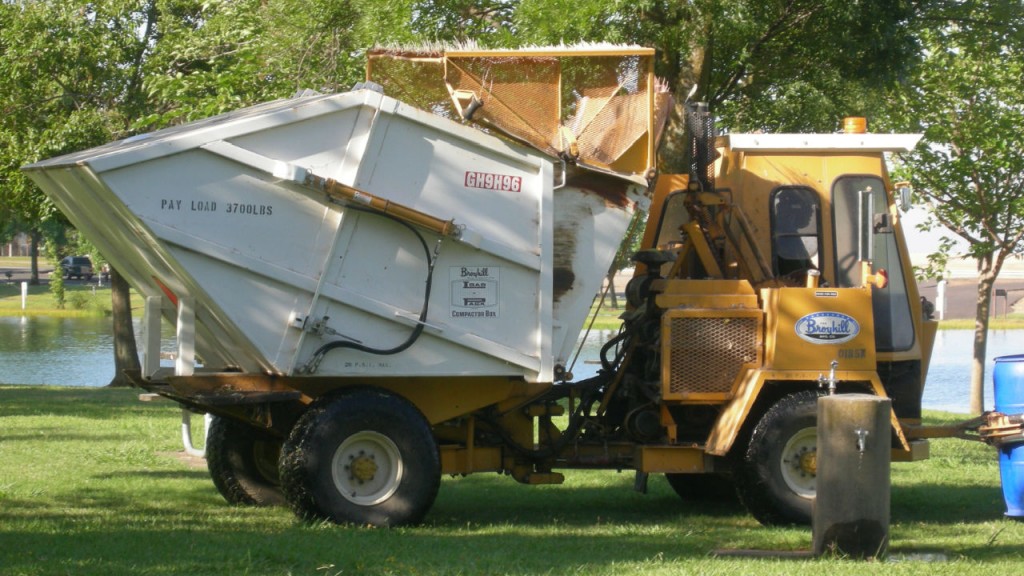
[0,315,1020,414]
[0,316,173,388]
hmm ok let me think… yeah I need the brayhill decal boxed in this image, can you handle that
[794,312,860,345]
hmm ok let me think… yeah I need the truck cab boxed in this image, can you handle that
[614,120,938,523]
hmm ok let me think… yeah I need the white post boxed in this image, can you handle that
[142,296,163,378]
[174,297,206,458]
[175,296,196,377]
[936,279,947,321]
[21,281,27,310]
[181,411,210,459]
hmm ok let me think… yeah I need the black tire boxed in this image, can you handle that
[206,415,286,506]
[735,390,821,525]
[279,389,440,527]
[665,473,737,502]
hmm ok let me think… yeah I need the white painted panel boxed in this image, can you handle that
[25,89,644,384]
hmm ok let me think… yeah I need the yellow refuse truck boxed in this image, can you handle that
[25,46,960,527]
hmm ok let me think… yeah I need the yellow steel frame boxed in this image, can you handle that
[703,368,911,456]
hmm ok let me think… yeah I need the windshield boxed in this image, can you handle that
[833,176,914,351]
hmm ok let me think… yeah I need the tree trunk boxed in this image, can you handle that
[660,22,713,174]
[970,273,996,415]
[29,231,40,285]
[107,266,141,387]
[606,271,618,309]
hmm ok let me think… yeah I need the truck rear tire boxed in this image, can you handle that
[206,415,286,506]
[736,390,821,525]
[279,389,440,527]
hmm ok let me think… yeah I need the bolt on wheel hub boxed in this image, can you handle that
[780,426,817,498]
[799,450,817,476]
[332,431,404,505]
[350,454,378,483]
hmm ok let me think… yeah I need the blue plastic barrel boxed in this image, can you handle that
[993,354,1024,518]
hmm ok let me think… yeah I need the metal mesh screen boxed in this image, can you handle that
[365,54,454,119]
[446,55,561,152]
[666,315,758,397]
[367,46,671,176]
[686,102,716,192]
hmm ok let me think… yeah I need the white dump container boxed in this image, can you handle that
[25,89,646,384]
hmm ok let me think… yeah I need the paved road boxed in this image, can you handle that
[917,278,1024,320]
[1,266,99,286]
[2,265,54,284]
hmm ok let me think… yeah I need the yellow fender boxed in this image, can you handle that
[704,369,910,456]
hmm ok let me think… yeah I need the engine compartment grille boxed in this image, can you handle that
[663,310,761,400]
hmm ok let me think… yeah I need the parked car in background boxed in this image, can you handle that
[60,256,93,280]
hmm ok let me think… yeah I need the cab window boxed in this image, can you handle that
[770,187,821,277]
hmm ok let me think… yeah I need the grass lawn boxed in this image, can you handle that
[0,256,45,268]
[0,385,1021,575]
[0,282,117,317]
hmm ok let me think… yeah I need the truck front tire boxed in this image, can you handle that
[736,390,821,525]
[279,389,440,527]
[206,415,286,507]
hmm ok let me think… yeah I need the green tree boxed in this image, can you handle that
[139,0,368,130]
[0,1,139,282]
[504,0,922,170]
[3,0,381,386]
[356,0,921,142]
[886,12,1024,414]
[40,220,69,309]
[0,0,155,382]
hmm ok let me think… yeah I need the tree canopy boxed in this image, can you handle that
[0,0,140,281]
[3,0,1023,407]
[885,2,1024,413]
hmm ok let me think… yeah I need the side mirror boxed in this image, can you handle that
[873,212,893,234]
[894,181,913,212]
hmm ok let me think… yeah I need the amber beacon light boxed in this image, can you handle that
[843,116,868,134]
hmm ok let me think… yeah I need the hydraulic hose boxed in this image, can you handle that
[303,206,439,373]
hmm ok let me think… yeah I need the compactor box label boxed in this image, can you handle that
[451,266,499,318]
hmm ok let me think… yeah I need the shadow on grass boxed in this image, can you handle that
[3,388,1021,574]
[5,498,1021,576]
[92,469,211,481]
[427,472,750,529]
[0,486,763,576]
[3,467,1022,574]
[0,477,749,575]
[0,524,728,576]
[0,430,142,443]
[892,482,1008,523]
